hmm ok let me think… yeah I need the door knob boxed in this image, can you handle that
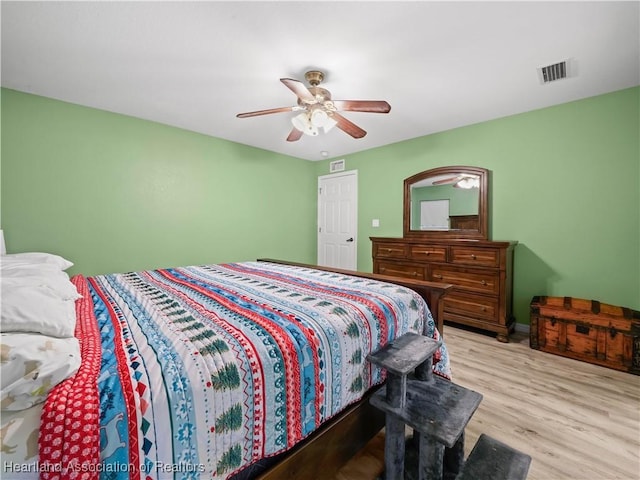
[346,237,354,242]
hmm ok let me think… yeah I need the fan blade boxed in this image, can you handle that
[332,100,391,113]
[280,78,317,104]
[331,113,367,139]
[236,106,296,118]
[286,128,303,142]
[432,176,461,185]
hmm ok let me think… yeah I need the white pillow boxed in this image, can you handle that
[1,283,76,337]
[1,252,73,271]
[1,332,80,411]
[1,265,81,301]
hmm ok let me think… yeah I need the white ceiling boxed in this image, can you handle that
[2,1,638,161]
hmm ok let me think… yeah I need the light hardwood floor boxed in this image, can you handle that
[335,326,640,480]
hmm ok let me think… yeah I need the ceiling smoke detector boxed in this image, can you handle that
[538,60,570,84]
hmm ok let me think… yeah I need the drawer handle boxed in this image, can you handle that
[386,248,392,253]
[481,280,487,285]
[434,274,443,279]
[471,254,477,260]
[412,272,419,277]
[380,267,386,272]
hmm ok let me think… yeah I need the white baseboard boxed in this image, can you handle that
[513,323,530,334]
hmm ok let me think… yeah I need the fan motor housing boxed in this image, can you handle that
[305,70,324,86]
[298,87,331,105]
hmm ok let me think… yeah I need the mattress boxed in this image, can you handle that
[2,261,450,479]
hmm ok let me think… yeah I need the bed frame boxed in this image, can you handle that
[254,259,453,480]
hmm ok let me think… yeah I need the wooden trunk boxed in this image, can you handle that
[530,296,640,375]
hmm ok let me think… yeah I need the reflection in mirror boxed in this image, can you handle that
[410,175,480,231]
[403,166,488,240]
[418,199,449,230]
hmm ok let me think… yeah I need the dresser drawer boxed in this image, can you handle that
[450,246,499,267]
[409,245,447,262]
[377,261,425,280]
[443,292,499,322]
[374,243,407,259]
[428,266,499,295]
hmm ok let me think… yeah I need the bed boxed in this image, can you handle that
[1,255,452,480]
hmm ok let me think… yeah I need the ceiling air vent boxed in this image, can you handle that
[330,159,345,173]
[538,60,569,84]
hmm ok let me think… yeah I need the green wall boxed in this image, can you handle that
[315,87,640,326]
[2,87,638,328]
[0,89,317,276]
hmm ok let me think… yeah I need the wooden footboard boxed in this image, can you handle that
[257,258,453,335]
[253,259,454,480]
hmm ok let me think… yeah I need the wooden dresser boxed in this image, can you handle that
[371,237,517,342]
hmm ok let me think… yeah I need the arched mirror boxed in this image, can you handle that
[403,166,488,240]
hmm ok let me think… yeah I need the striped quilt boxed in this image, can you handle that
[39,261,450,479]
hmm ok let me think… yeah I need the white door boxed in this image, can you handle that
[420,199,450,230]
[317,171,358,270]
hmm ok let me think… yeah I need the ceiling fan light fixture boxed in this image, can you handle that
[305,124,319,136]
[310,108,329,128]
[292,112,310,130]
[291,112,319,136]
[323,115,337,133]
[455,177,480,189]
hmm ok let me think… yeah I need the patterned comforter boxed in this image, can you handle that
[39,261,450,479]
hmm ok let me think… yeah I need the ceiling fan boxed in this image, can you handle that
[236,70,391,142]
[432,174,480,189]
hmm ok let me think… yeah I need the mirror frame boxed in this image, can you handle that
[403,165,489,240]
